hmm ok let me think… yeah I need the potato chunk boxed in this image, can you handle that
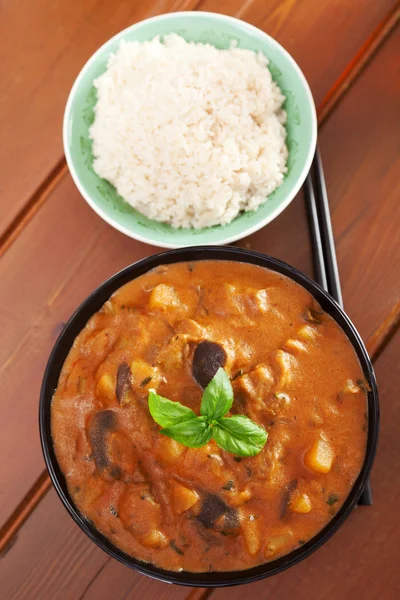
[95,374,115,404]
[285,339,308,353]
[290,492,312,514]
[141,529,168,548]
[236,365,274,400]
[253,365,274,386]
[102,299,116,315]
[120,485,167,547]
[175,318,207,338]
[241,513,261,556]
[254,289,269,312]
[252,288,284,319]
[172,482,199,515]
[218,284,256,325]
[156,334,191,371]
[223,284,242,314]
[149,284,181,310]
[305,437,334,473]
[265,530,294,558]
[227,486,252,507]
[341,379,361,394]
[130,359,160,389]
[157,437,186,464]
[275,350,296,387]
[298,325,318,341]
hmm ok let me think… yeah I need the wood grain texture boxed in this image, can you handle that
[186,590,213,600]
[0,0,397,239]
[79,559,202,600]
[0,489,192,600]
[0,4,399,600]
[0,0,199,239]
[1,4,399,531]
[198,0,397,108]
[319,27,400,345]
[317,3,400,124]
[210,330,400,600]
[245,26,400,342]
[0,471,51,556]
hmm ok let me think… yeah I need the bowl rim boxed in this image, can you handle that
[63,11,318,249]
[40,246,379,587]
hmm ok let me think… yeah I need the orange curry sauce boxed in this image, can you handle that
[51,261,367,572]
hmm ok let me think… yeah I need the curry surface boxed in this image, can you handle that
[52,261,367,572]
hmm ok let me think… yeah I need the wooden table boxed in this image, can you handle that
[1,1,399,598]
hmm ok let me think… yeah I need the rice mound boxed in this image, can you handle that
[90,34,288,229]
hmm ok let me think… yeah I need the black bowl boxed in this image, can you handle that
[39,246,379,587]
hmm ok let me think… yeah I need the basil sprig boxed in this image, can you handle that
[148,368,268,457]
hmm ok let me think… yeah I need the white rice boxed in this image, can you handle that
[90,34,288,229]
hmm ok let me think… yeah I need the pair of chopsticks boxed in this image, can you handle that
[305,148,372,506]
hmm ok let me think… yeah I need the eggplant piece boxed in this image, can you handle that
[280,479,298,519]
[88,410,116,471]
[197,493,238,530]
[193,522,222,546]
[192,341,227,388]
[88,410,121,479]
[198,493,227,528]
[302,306,324,324]
[216,508,240,531]
[116,362,131,405]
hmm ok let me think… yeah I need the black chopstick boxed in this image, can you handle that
[312,149,343,307]
[305,147,372,506]
[304,170,328,291]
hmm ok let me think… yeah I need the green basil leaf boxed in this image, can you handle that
[200,368,233,420]
[213,415,268,457]
[161,417,213,448]
[148,389,197,428]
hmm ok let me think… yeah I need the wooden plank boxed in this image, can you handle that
[0,489,192,600]
[210,328,400,599]
[317,3,400,124]
[0,471,51,556]
[0,0,397,239]
[0,2,399,529]
[0,0,199,239]
[320,27,400,347]
[198,0,397,108]
[0,19,398,600]
[247,26,400,344]
[79,558,203,600]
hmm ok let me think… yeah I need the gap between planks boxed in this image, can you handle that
[0,5,399,598]
[317,2,400,123]
[0,470,51,557]
[186,589,214,600]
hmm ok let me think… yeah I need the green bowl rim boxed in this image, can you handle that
[63,11,317,248]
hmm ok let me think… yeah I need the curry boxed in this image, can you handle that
[51,261,367,572]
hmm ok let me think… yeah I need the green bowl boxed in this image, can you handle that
[63,12,317,248]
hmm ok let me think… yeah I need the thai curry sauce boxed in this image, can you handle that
[51,261,367,572]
